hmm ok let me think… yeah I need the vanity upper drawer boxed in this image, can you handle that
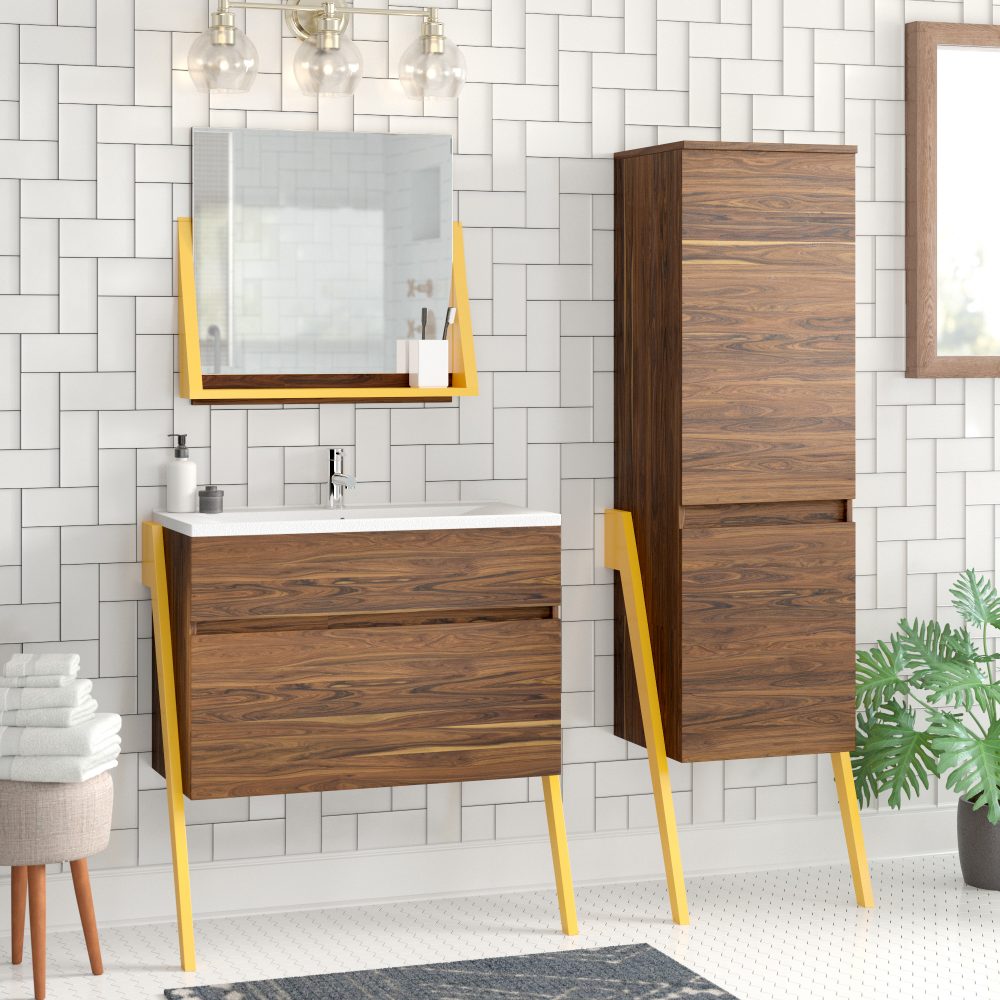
[181,526,561,623]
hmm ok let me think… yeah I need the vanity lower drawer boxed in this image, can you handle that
[181,618,562,799]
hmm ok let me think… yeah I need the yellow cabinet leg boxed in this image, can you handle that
[541,775,579,936]
[604,509,690,926]
[142,522,197,972]
[831,751,875,908]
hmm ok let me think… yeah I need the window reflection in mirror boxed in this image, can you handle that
[191,128,453,376]
[936,46,1000,357]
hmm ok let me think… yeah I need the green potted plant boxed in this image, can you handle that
[853,569,1000,889]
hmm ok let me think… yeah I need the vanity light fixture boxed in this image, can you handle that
[189,0,465,99]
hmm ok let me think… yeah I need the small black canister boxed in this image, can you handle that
[198,485,224,514]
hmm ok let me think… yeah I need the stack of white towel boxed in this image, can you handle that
[0,653,122,783]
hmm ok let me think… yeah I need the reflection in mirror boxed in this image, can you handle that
[937,46,1000,356]
[191,128,453,376]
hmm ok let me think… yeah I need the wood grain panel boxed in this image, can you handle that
[152,529,191,780]
[682,245,854,333]
[203,373,412,389]
[194,605,554,635]
[681,243,854,505]
[681,148,855,242]
[185,619,562,798]
[615,140,859,160]
[199,372,450,405]
[681,500,848,529]
[613,142,683,750]
[187,526,561,622]
[677,523,856,761]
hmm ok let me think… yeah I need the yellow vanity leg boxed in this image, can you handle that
[142,522,197,972]
[541,774,579,936]
[831,751,875,908]
[604,509,690,926]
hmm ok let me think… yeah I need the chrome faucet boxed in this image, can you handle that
[328,447,355,509]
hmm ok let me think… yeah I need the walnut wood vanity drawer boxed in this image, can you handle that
[180,526,561,623]
[182,618,562,799]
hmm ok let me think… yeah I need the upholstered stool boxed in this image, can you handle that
[2,773,113,999]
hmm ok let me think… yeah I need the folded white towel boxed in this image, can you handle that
[0,697,97,729]
[0,714,122,758]
[0,749,119,784]
[0,674,75,689]
[3,653,80,679]
[0,735,122,764]
[0,679,93,711]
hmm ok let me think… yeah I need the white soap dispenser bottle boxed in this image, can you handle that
[165,434,198,513]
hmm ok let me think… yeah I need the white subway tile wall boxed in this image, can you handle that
[0,0,989,874]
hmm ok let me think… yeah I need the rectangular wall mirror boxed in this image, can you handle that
[907,22,1000,377]
[177,127,477,404]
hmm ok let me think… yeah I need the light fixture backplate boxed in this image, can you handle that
[284,0,352,42]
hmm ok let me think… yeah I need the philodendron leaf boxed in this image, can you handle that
[950,569,1000,632]
[930,714,1000,824]
[856,637,909,710]
[852,701,937,810]
[898,619,971,675]
[915,628,1000,714]
[853,712,884,809]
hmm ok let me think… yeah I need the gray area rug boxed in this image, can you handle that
[164,943,736,999]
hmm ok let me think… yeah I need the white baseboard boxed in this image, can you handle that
[0,806,958,935]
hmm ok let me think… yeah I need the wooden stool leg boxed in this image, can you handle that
[541,774,579,936]
[831,752,875,908]
[70,859,103,976]
[11,866,27,965]
[27,865,45,1000]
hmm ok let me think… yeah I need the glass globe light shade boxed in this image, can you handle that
[398,35,466,100]
[293,36,363,97]
[188,23,258,94]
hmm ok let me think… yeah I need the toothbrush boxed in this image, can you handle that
[441,306,457,339]
[420,307,429,340]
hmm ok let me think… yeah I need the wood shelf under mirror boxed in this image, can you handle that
[176,217,479,405]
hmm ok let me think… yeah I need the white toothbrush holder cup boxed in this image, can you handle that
[408,340,450,389]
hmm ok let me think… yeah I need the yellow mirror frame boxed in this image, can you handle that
[177,217,478,404]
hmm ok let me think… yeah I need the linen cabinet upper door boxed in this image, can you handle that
[679,148,856,506]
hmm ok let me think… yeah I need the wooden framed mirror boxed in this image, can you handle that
[177,128,477,405]
[907,22,1000,377]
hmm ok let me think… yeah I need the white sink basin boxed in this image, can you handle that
[154,501,560,537]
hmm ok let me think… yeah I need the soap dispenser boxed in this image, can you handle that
[165,434,198,513]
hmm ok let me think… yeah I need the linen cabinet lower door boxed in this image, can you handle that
[678,522,855,762]
[185,618,563,799]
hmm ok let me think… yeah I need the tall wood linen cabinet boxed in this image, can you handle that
[614,141,857,763]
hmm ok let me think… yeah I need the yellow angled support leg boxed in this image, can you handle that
[604,509,689,926]
[831,751,875,908]
[142,522,197,972]
[542,774,579,936]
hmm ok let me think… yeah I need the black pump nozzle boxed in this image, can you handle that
[168,433,189,458]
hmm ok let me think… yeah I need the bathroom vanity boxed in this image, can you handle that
[142,502,577,969]
[150,504,562,798]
